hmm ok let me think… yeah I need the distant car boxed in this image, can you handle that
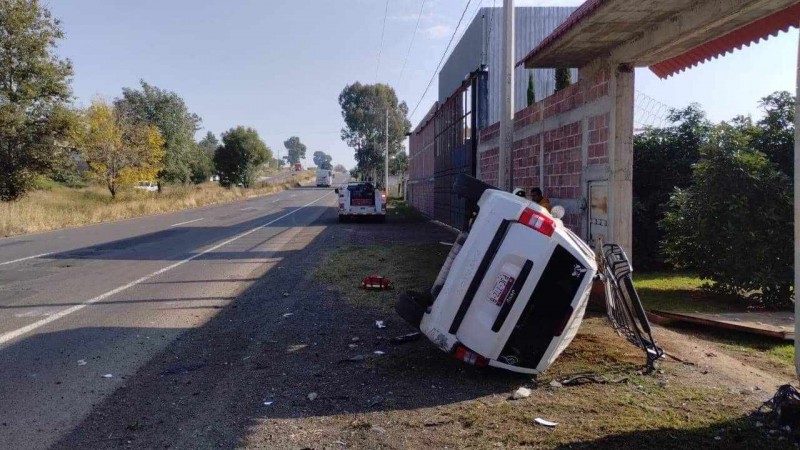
[134,181,158,192]
[316,169,333,187]
[336,182,386,222]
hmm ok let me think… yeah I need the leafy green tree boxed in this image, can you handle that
[748,91,794,177]
[632,105,711,269]
[198,131,219,158]
[555,68,572,92]
[187,144,213,184]
[661,121,793,308]
[0,0,74,200]
[213,127,271,188]
[115,81,201,184]
[338,82,411,176]
[312,151,333,170]
[527,72,536,106]
[283,136,306,165]
[390,151,408,176]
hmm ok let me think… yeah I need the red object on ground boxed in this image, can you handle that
[362,275,393,290]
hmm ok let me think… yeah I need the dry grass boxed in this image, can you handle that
[0,172,314,237]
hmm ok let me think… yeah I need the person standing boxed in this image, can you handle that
[531,187,552,212]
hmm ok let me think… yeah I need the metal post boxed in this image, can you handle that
[498,0,514,191]
[794,22,799,380]
[385,108,390,194]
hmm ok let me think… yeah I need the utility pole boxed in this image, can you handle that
[498,0,514,191]
[793,20,799,380]
[385,108,390,195]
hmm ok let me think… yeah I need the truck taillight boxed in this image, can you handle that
[453,344,488,366]
[381,192,386,200]
[519,207,555,237]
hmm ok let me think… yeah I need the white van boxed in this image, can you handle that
[316,169,333,187]
[336,182,386,222]
[395,175,597,375]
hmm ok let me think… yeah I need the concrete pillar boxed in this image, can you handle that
[608,64,635,259]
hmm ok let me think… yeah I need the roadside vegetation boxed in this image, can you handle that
[0,172,313,237]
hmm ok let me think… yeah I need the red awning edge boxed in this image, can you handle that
[649,3,800,78]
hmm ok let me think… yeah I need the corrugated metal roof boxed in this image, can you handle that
[650,3,800,78]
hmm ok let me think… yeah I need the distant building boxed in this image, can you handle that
[407,6,576,230]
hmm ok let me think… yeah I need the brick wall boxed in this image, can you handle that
[407,104,437,217]
[476,66,612,235]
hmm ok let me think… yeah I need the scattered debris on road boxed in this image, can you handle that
[101,374,113,378]
[282,292,290,297]
[361,274,393,290]
[389,332,422,345]
[373,350,385,355]
[375,320,386,329]
[512,387,532,399]
[307,392,318,401]
[341,355,366,363]
[77,359,87,366]
[534,418,558,428]
[367,395,384,407]
[282,312,294,318]
[263,401,273,406]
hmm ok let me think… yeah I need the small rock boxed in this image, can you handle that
[714,436,722,441]
[375,320,386,329]
[307,392,318,401]
[549,380,562,388]
[282,292,290,297]
[77,360,87,366]
[351,337,360,342]
[348,344,358,349]
[783,425,791,432]
[512,387,532,399]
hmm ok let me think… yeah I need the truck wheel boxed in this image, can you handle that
[395,291,426,328]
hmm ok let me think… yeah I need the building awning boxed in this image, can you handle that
[518,0,800,79]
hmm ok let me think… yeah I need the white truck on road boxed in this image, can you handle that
[316,169,333,187]
[336,182,386,222]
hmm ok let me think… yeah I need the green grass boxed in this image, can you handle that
[634,272,746,313]
[314,242,449,311]
[634,272,794,372]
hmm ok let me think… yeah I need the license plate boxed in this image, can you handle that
[488,273,515,306]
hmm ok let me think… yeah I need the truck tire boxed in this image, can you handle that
[395,291,427,329]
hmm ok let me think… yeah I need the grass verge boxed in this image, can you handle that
[314,244,787,448]
[0,172,314,237]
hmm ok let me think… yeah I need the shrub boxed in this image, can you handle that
[661,123,793,308]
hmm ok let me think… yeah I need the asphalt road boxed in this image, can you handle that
[0,175,344,450]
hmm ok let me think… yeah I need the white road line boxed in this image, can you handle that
[0,252,53,267]
[170,218,205,227]
[0,192,333,346]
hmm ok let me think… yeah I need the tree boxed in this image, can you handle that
[555,68,572,92]
[661,120,793,309]
[748,91,794,177]
[333,164,347,173]
[198,131,218,158]
[214,127,271,188]
[73,99,165,198]
[115,81,201,184]
[632,105,711,269]
[283,136,306,165]
[527,72,536,106]
[312,151,333,170]
[187,144,213,184]
[390,151,408,176]
[0,0,74,200]
[338,82,411,177]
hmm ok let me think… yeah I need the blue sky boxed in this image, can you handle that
[49,0,797,169]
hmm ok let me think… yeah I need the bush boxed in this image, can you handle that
[661,123,793,308]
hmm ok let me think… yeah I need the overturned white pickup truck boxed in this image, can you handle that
[396,174,661,375]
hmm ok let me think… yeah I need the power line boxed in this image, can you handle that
[410,0,474,119]
[396,0,427,88]
[375,0,390,82]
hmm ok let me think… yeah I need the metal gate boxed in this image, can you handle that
[433,69,487,230]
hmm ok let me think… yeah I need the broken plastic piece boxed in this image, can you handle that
[362,275,393,290]
[512,387,532,399]
[373,350,385,355]
[101,374,113,378]
[282,312,293,318]
[77,359,87,366]
[375,320,386,329]
[534,418,558,428]
[389,332,423,345]
[307,392,318,401]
